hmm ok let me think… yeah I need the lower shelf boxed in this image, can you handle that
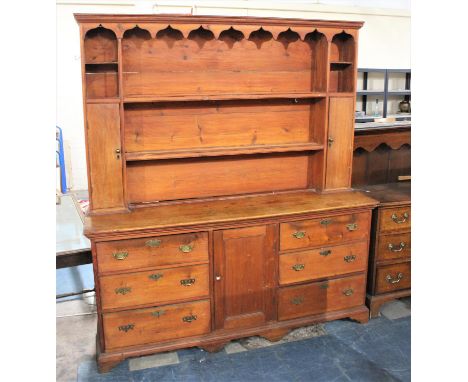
[96,305,369,373]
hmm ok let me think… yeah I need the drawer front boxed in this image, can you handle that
[375,262,411,294]
[100,264,209,310]
[96,232,208,273]
[280,212,370,251]
[279,241,368,285]
[379,207,411,233]
[103,299,211,350]
[377,232,411,262]
[278,274,366,321]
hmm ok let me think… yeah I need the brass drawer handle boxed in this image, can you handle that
[291,296,304,305]
[320,218,332,226]
[151,310,166,318]
[180,278,196,286]
[148,273,163,281]
[386,272,404,284]
[292,231,306,239]
[113,251,128,260]
[343,288,354,296]
[292,263,305,271]
[118,324,134,332]
[182,314,197,323]
[320,282,329,289]
[146,239,162,248]
[320,249,331,257]
[388,242,406,252]
[344,255,356,263]
[391,212,409,224]
[346,223,358,231]
[115,287,131,295]
[179,244,193,253]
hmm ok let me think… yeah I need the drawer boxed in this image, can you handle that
[96,232,208,273]
[278,274,366,321]
[377,232,411,262]
[103,299,211,350]
[280,212,370,251]
[379,206,411,233]
[279,241,368,285]
[375,262,411,294]
[99,264,209,310]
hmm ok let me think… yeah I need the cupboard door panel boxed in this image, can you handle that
[214,225,276,330]
[86,103,125,212]
[325,97,354,190]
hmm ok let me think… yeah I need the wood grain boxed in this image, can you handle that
[103,299,210,350]
[375,262,410,294]
[86,104,125,212]
[126,153,310,203]
[96,232,208,273]
[124,100,320,153]
[278,274,366,320]
[213,225,276,330]
[376,232,411,262]
[279,241,368,285]
[325,97,354,189]
[99,264,209,310]
[379,206,411,233]
[280,211,370,251]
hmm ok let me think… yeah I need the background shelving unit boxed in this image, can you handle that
[355,68,411,123]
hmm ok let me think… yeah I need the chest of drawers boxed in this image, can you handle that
[364,183,411,317]
[86,191,377,372]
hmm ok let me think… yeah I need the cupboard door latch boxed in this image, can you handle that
[328,137,335,147]
[115,148,121,159]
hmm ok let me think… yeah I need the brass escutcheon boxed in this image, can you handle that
[115,287,131,295]
[388,242,406,252]
[291,296,304,305]
[386,272,404,284]
[151,310,166,318]
[146,239,162,248]
[118,324,134,332]
[346,223,358,231]
[344,255,356,263]
[113,251,128,260]
[391,212,409,224]
[343,288,354,296]
[320,282,329,289]
[179,244,193,253]
[292,231,306,239]
[320,249,331,257]
[148,273,163,281]
[182,314,197,323]
[320,219,332,226]
[292,263,305,271]
[180,278,196,286]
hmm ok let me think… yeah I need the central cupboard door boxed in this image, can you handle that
[213,225,276,330]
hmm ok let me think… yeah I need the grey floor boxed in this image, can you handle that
[56,297,410,382]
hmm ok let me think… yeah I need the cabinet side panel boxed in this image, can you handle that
[325,97,354,190]
[86,103,125,211]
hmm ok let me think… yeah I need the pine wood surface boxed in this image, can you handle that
[84,190,377,238]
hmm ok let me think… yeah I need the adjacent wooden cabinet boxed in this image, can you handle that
[76,14,377,373]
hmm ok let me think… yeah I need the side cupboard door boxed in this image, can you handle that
[213,225,276,330]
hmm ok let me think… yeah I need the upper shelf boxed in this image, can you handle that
[125,142,324,161]
[123,92,327,103]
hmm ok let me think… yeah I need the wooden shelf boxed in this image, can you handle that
[86,97,120,104]
[357,90,385,96]
[123,92,327,103]
[125,142,324,161]
[85,61,118,65]
[330,61,353,65]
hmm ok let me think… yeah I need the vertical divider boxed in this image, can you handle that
[117,37,128,209]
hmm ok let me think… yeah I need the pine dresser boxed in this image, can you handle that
[75,14,378,372]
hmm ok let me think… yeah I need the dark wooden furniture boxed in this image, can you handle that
[75,14,378,373]
[353,124,410,187]
[362,183,411,318]
[352,124,411,317]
